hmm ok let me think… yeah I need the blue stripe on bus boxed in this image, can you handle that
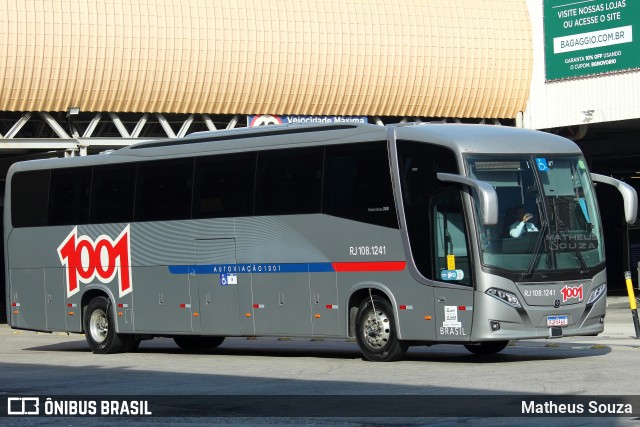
[168,262,336,275]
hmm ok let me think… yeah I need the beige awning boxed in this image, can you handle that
[0,0,532,118]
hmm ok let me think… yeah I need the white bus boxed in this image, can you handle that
[4,123,636,361]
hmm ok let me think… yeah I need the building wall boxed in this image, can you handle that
[523,0,640,129]
[0,0,532,118]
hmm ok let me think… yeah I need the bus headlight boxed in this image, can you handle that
[486,288,522,309]
[587,283,606,305]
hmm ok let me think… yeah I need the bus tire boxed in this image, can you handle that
[83,296,126,354]
[464,340,509,355]
[355,295,407,362]
[173,336,225,351]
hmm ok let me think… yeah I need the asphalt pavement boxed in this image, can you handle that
[1,296,640,426]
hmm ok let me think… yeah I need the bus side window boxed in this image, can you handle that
[431,188,471,286]
[11,170,50,228]
[48,167,92,226]
[90,164,136,224]
[193,153,256,218]
[135,158,194,222]
[255,147,323,216]
[323,141,398,228]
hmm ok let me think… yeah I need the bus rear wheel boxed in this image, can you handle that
[83,296,136,354]
[355,295,408,362]
[173,336,225,351]
[464,340,509,355]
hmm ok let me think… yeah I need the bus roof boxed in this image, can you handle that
[7,123,581,173]
[126,122,580,155]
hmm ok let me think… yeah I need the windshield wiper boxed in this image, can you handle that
[520,195,548,281]
[520,222,548,281]
[572,246,588,274]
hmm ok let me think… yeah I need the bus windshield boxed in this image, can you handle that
[466,155,604,277]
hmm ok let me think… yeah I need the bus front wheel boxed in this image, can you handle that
[464,340,509,355]
[355,295,408,362]
[83,296,134,354]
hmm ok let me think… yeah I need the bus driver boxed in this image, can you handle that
[509,206,538,238]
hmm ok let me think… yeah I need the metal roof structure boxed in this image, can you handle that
[0,0,532,156]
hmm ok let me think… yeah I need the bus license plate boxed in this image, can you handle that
[547,315,568,327]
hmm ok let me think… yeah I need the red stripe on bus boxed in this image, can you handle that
[331,261,406,272]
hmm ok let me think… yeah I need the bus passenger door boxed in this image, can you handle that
[195,238,241,336]
[431,188,474,341]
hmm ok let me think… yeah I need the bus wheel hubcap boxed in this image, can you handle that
[363,309,390,348]
[89,309,108,343]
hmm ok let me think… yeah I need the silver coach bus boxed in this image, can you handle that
[4,123,637,361]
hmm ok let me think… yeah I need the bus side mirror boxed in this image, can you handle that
[437,173,498,226]
[591,173,638,224]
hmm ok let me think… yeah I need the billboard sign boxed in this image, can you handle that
[543,0,640,81]
[247,115,368,127]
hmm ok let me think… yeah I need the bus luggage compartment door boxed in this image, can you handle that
[133,266,193,333]
[252,271,312,336]
[9,268,46,330]
[44,268,70,331]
